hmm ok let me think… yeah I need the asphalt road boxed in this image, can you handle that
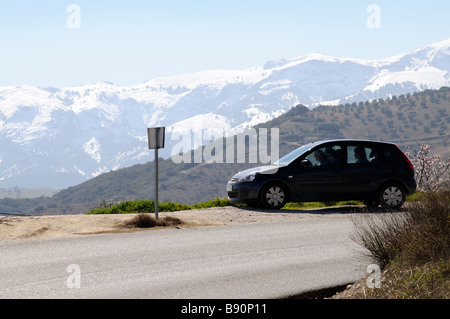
[0,214,370,299]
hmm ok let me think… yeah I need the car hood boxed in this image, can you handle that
[231,165,281,180]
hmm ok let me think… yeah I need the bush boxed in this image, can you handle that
[352,190,450,268]
[123,214,183,228]
[351,211,409,268]
[350,190,449,298]
[402,190,450,264]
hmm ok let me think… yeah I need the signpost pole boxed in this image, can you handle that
[155,147,159,220]
[147,127,165,221]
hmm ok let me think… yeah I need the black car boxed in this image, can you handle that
[227,139,416,209]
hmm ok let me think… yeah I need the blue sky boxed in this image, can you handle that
[0,0,449,88]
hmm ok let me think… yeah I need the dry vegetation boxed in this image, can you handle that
[348,190,449,299]
[123,214,184,229]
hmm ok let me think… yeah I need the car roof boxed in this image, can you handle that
[312,139,396,146]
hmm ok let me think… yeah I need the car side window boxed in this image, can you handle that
[381,146,395,161]
[347,145,379,164]
[303,145,343,167]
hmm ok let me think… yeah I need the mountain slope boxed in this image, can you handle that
[1,39,450,188]
[2,86,448,216]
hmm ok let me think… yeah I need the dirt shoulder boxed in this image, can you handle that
[0,206,355,241]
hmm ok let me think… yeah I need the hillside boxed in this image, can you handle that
[269,87,450,154]
[1,87,449,216]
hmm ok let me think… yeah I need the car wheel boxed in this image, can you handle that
[260,183,287,209]
[379,183,405,209]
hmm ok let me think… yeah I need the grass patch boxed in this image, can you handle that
[191,197,234,209]
[365,261,450,299]
[284,194,421,211]
[85,198,236,215]
[283,200,362,210]
[405,191,426,202]
[87,197,366,215]
[351,189,450,298]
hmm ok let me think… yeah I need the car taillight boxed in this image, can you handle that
[396,145,414,170]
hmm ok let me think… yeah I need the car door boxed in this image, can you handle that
[342,143,387,197]
[289,143,345,201]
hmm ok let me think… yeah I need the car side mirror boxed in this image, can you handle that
[300,159,312,167]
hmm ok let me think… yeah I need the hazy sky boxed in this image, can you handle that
[0,0,449,87]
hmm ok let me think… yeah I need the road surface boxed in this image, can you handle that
[0,213,370,299]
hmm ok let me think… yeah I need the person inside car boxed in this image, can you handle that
[354,147,369,163]
[314,150,330,166]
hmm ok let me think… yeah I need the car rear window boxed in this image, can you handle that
[347,145,379,164]
[381,146,396,161]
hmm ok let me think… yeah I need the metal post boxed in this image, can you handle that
[155,147,159,220]
[148,127,165,220]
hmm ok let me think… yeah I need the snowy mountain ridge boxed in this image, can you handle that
[1,38,449,188]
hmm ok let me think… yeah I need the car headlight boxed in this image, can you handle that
[238,173,257,182]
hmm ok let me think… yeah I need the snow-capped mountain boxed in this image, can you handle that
[1,38,449,188]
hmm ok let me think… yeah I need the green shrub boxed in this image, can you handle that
[191,198,231,209]
[85,198,233,215]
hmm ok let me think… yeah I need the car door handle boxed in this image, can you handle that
[333,169,341,175]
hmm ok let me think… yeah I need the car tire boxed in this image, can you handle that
[260,183,287,209]
[378,183,405,210]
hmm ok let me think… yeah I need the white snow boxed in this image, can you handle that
[365,67,448,92]
[83,137,102,163]
[168,113,232,139]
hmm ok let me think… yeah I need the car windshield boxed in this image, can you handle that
[274,143,314,165]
